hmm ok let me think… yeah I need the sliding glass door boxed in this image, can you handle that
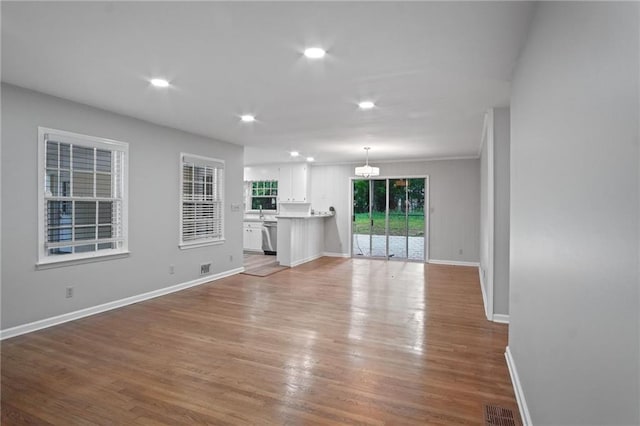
[406,178,426,261]
[370,179,387,258]
[352,179,371,256]
[388,179,408,259]
[352,177,426,261]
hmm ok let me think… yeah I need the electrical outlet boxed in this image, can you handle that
[169,265,175,275]
[229,255,233,262]
[200,262,212,275]
[458,249,463,255]
[65,286,74,298]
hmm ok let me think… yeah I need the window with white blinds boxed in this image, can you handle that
[180,154,225,248]
[38,127,129,265]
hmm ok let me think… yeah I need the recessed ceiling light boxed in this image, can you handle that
[306,157,315,162]
[290,151,300,157]
[358,101,375,110]
[150,78,170,88]
[240,115,255,123]
[304,47,326,59]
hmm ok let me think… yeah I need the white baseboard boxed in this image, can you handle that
[477,266,508,323]
[289,253,324,267]
[505,346,532,426]
[322,252,350,258]
[493,314,509,324]
[0,267,245,340]
[428,259,480,267]
[478,266,492,320]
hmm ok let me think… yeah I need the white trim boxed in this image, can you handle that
[297,155,480,167]
[182,153,225,169]
[0,267,244,340]
[348,178,352,256]
[478,266,491,320]
[179,239,225,250]
[179,152,225,247]
[428,259,480,267]
[350,174,431,180]
[486,109,495,321]
[492,314,509,324]
[37,127,129,266]
[348,175,430,262]
[478,111,490,158]
[425,176,430,261]
[40,127,130,151]
[289,253,323,267]
[322,252,350,258]
[505,346,533,426]
[36,251,130,270]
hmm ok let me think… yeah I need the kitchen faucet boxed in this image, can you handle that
[259,206,264,219]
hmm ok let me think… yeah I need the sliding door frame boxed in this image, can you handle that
[348,175,430,262]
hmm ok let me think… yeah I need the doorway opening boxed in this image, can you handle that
[351,177,428,261]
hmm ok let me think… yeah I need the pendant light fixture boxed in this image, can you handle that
[354,147,380,178]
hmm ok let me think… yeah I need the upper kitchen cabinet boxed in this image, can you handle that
[278,164,309,202]
[244,166,279,182]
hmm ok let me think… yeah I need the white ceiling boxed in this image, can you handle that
[2,1,533,165]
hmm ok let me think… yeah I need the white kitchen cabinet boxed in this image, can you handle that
[276,215,329,267]
[278,164,309,202]
[243,221,263,252]
[244,166,279,182]
[278,167,292,202]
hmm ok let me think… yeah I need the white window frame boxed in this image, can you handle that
[179,153,225,249]
[246,180,279,213]
[37,127,129,267]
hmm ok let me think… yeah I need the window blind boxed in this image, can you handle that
[39,128,128,264]
[181,154,224,245]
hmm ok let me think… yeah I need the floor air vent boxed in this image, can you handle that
[484,404,519,426]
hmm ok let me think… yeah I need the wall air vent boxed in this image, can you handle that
[200,262,211,275]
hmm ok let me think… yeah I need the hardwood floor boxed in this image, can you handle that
[243,252,278,269]
[1,258,518,425]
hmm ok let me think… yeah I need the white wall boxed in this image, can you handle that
[310,159,480,263]
[308,164,353,256]
[480,107,511,319]
[479,116,491,315]
[1,84,245,330]
[493,108,510,317]
[509,2,639,424]
[493,108,511,315]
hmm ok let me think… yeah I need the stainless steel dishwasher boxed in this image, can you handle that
[261,221,277,255]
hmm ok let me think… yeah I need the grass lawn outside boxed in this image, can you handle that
[353,211,425,237]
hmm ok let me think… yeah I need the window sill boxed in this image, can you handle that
[179,239,225,250]
[36,251,130,270]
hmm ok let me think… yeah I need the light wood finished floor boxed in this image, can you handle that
[243,252,278,269]
[1,258,518,425]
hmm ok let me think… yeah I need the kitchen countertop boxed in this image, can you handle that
[276,213,334,219]
[244,217,266,222]
[243,214,277,223]
[245,213,333,221]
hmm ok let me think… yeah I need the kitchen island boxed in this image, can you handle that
[276,213,333,267]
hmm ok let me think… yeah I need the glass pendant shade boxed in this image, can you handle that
[354,164,380,177]
[354,147,379,177]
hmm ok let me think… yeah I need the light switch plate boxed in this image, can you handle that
[230,203,241,212]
